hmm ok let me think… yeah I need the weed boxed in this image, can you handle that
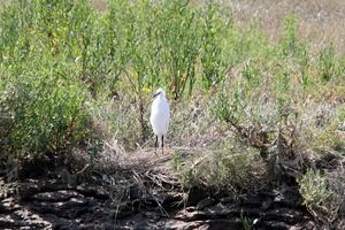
[319,44,338,82]
[298,169,343,223]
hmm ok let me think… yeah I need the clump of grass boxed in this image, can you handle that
[296,103,345,153]
[298,169,332,210]
[174,141,268,194]
[298,169,344,223]
[318,44,338,82]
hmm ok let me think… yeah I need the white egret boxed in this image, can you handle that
[150,88,170,153]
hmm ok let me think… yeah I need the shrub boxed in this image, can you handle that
[0,0,98,159]
[0,62,90,158]
[199,2,229,89]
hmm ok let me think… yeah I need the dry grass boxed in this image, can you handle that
[90,0,107,11]
[227,0,345,54]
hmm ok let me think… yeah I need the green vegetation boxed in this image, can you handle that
[298,169,344,223]
[0,0,344,225]
[172,142,267,194]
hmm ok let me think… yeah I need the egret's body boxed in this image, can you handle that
[150,89,170,152]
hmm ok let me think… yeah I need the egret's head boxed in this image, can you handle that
[153,88,165,98]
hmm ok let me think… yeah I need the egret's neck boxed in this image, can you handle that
[154,95,166,106]
[157,94,165,101]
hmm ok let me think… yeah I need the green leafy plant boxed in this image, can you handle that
[1,64,90,158]
[200,2,228,89]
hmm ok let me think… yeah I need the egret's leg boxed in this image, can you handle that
[155,135,158,148]
[161,135,164,154]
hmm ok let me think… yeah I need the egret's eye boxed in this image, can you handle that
[153,92,161,98]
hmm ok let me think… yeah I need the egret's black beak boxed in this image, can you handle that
[153,92,160,98]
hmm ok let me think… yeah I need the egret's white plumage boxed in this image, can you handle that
[150,88,170,150]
